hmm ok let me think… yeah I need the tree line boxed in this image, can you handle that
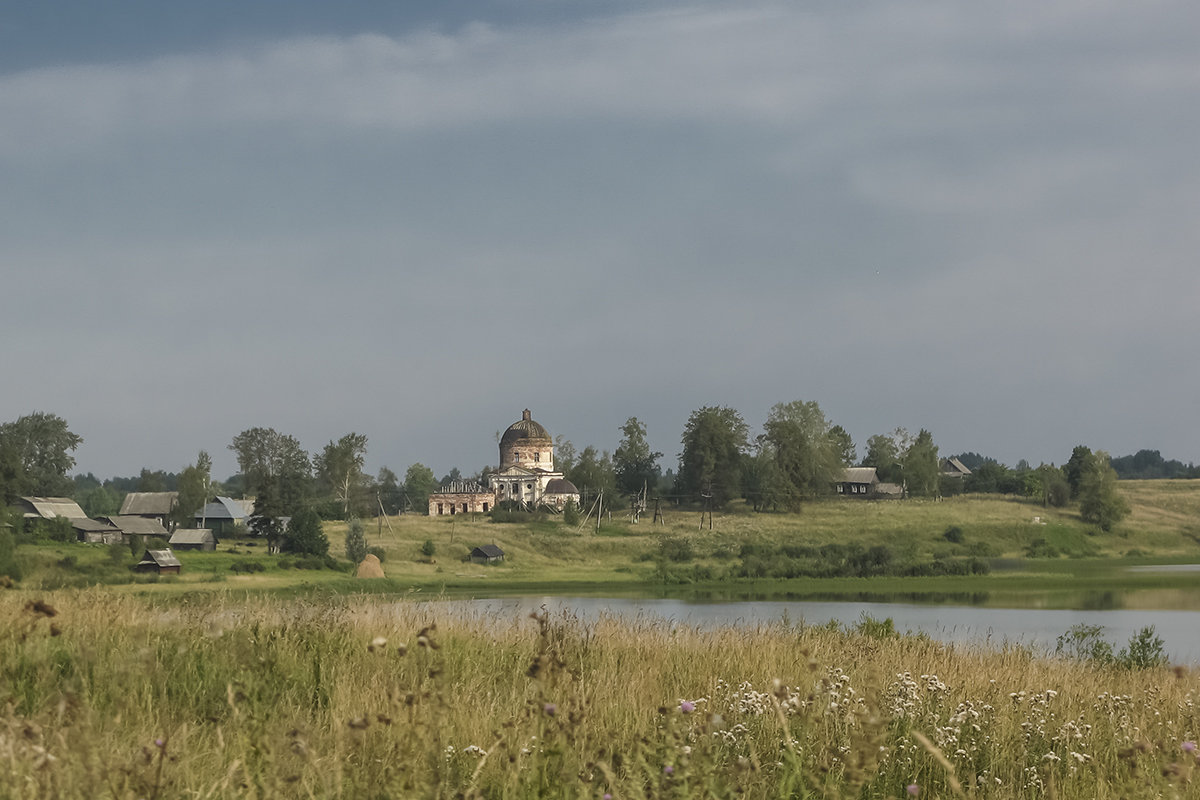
[0,405,1176,533]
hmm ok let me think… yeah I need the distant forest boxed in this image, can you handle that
[952,449,1199,481]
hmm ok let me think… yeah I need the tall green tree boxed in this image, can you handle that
[283,507,329,557]
[762,400,843,508]
[0,412,83,499]
[676,406,749,508]
[78,485,121,518]
[862,433,902,483]
[902,428,940,497]
[403,463,436,515]
[174,450,212,528]
[828,425,857,467]
[229,427,311,514]
[1078,450,1130,531]
[613,417,663,498]
[376,466,403,516]
[567,445,617,502]
[314,432,369,518]
[742,435,788,512]
[554,436,577,476]
[1064,445,1093,498]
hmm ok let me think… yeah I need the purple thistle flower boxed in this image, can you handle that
[907,785,920,797]
[680,700,695,714]
[1184,740,1197,753]
[543,703,557,716]
[603,795,612,800]
[663,765,674,776]
[154,738,165,749]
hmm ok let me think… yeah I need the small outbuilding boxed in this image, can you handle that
[136,549,182,574]
[169,528,218,552]
[469,544,505,564]
[195,496,254,536]
[71,517,123,544]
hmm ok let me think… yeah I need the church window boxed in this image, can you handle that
[534,452,540,462]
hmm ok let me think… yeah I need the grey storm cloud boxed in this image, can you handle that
[1,0,1197,479]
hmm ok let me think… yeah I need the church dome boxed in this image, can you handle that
[544,478,578,495]
[500,409,552,446]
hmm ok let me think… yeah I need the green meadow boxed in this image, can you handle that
[13,481,1200,600]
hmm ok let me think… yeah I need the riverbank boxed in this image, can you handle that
[3,589,1197,799]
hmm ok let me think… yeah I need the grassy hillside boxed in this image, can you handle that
[10,480,1200,596]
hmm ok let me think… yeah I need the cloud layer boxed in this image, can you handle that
[2,0,1197,478]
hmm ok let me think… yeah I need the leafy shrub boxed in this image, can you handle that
[561,499,581,526]
[1024,538,1060,558]
[853,613,899,640]
[420,539,436,559]
[1118,626,1167,669]
[943,525,964,544]
[230,561,266,574]
[367,546,387,563]
[345,519,368,564]
[1056,623,1115,664]
[657,535,695,563]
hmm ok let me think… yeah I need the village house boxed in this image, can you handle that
[194,496,254,536]
[118,492,179,530]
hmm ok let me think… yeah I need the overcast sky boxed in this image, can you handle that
[2,0,1197,482]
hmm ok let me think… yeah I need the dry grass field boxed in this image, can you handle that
[2,590,1198,798]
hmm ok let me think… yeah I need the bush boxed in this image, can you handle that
[1118,626,1167,669]
[656,535,695,563]
[367,546,387,563]
[345,519,368,564]
[561,499,581,526]
[1055,623,1115,664]
[420,539,436,559]
[942,525,964,544]
[230,561,266,574]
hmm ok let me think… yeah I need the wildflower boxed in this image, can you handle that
[369,636,387,652]
[907,784,919,796]
[663,765,674,776]
[1184,741,1197,754]
[154,738,165,749]
[603,795,612,800]
[680,700,696,714]
[543,703,557,716]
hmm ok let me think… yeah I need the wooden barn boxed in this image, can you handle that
[469,544,505,564]
[169,529,218,552]
[136,549,182,574]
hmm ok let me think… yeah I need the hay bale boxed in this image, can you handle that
[355,553,385,578]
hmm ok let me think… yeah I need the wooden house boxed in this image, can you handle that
[469,544,505,564]
[169,529,217,552]
[71,517,123,544]
[118,492,179,529]
[194,496,254,536]
[835,468,880,497]
[136,549,182,574]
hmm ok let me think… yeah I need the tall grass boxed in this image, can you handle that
[1,589,1197,798]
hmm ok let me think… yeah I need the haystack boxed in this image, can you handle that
[355,553,385,578]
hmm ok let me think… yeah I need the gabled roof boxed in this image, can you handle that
[19,497,88,520]
[840,468,880,485]
[138,549,182,568]
[941,457,972,476]
[471,544,505,558]
[169,529,216,545]
[119,492,178,516]
[195,496,254,520]
[102,516,168,535]
[491,465,540,478]
[70,517,120,533]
